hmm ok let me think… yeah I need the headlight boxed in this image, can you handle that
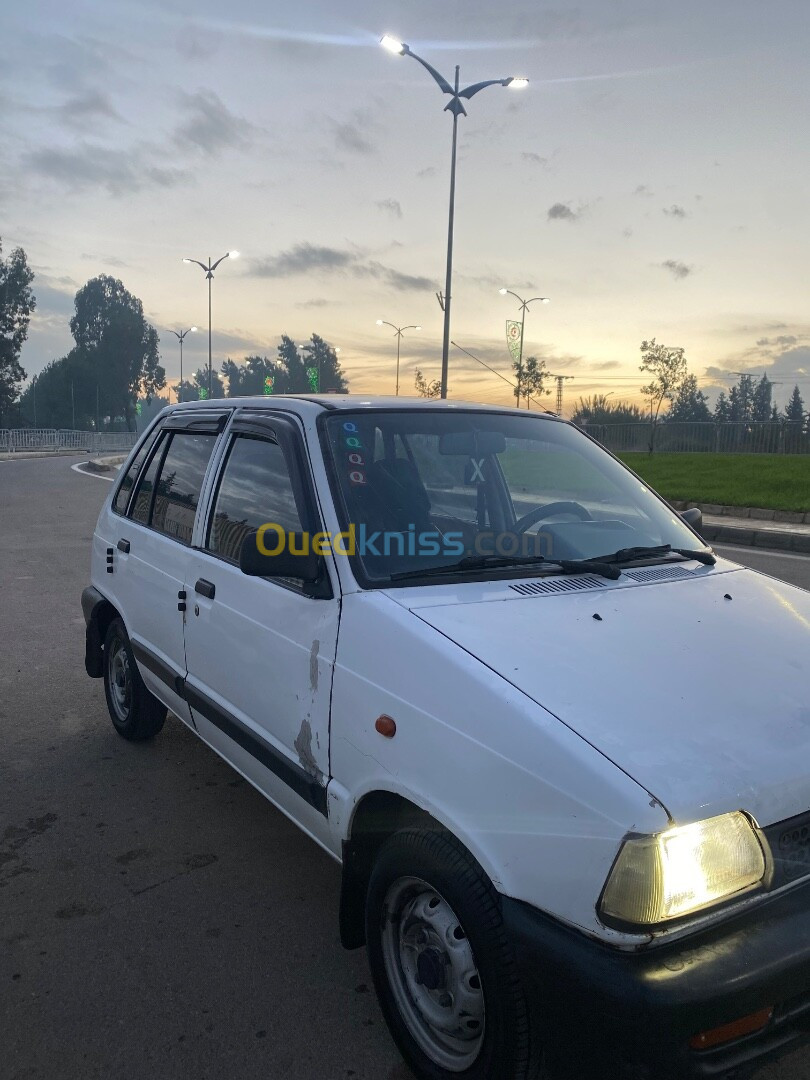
[600,811,767,927]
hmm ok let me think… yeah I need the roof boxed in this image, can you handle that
[159,394,561,419]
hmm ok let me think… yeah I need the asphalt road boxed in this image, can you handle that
[1,455,807,1080]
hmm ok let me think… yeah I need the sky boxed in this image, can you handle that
[2,0,810,415]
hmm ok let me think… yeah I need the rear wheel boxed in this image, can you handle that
[103,618,166,741]
[366,828,544,1080]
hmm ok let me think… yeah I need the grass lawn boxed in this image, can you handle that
[618,453,810,512]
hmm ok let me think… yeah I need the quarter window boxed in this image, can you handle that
[130,432,168,525]
[207,435,304,563]
[150,433,217,544]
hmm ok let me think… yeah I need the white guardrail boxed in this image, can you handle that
[0,429,139,455]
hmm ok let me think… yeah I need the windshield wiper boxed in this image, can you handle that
[589,544,716,566]
[390,554,620,582]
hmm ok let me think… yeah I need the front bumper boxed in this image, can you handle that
[502,881,810,1079]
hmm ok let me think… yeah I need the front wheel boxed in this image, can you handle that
[103,618,167,741]
[365,828,543,1080]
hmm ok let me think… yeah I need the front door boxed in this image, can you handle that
[182,415,339,846]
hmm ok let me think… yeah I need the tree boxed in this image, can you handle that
[277,335,310,393]
[302,334,348,393]
[572,395,644,426]
[713,391,731,423]
[666,374,712,422]
[69,276,165,429]
[728,374,754,422]
[222,355,286,397]
[785,385,805,424]
[512,355,549,408]
[191,366,224,400]
[175,379,199,403]
[0,240,36,424]
[639,339,687,422]
[414,368,441,398]
[752,374,773,422]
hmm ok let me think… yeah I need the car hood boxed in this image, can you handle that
[388,562,810,826]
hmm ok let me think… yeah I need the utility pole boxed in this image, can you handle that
[549,374,574,417]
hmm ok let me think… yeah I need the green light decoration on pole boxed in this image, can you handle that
[263,375,274,395]
[306,367,320,392]
[199,387,208,400]
[135,402,142,416]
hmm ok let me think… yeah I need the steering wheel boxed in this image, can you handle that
[513,500,593,534]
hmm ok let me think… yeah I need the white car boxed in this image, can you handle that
[82,396,810,1080]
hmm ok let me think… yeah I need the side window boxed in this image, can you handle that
[112,426,161,515]
[151,433,217,545]
[207,435,304,563]
[130,432,168,525]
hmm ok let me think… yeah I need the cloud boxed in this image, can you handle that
[592,360,621,370]
[521,151,550,168]
[296,298,335,309]
[330,109,377,154]
[416,166,437,179]
[375,198,402,219]
[174,89,257,153]
[756,334,799,348]
[23,144,189,196]
[59,89,122,129]
[547,202,580,223]
[663,204,687,218]
[248,243,432,292]
[659,259,693,279]
[633,184,654,197]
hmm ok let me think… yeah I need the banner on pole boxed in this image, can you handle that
[506,320,522,362]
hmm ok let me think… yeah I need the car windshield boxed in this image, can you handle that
[322,409,708,585]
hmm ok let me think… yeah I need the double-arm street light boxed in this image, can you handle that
[182,251,239,398]
[381,35,527,399]
[169,326,197,401]
[376,320,421,395]
[499,289,550,407]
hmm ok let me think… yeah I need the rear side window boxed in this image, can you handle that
[112,426,161,515]
[151,433,217,544]
[207,435,303,563]
[130,432,168,525]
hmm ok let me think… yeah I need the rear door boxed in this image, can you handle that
[112,411,227,722]
[182,413,339,845]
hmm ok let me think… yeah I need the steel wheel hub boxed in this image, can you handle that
[109,638,132,722]
[381,876,485,1072]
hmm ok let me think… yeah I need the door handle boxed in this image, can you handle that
[194,578,216,600]
[117,539,130,553]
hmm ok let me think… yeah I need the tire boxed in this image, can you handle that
[103,618,167,741]
[365,828,544,1080]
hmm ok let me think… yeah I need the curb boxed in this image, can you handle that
[671,499,810,525]
[702,521,810,555]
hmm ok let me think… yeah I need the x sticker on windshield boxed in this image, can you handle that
[469,458,485,482]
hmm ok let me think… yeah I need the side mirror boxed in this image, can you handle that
[239,531,321,582]
[679,506,703,535]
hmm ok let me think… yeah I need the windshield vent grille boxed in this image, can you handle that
[623,566,695,583]
[509,576,606,597]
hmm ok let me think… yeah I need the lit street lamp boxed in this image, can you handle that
[182,251,239,398]
[381,35,527,399]
[169,326,197,401]
[499,289,549,407]
[376,320,421,395]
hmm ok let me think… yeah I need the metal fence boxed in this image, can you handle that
[583,421,810,455]
[0,429,139,455]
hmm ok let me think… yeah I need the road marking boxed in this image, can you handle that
[71,462,117,483]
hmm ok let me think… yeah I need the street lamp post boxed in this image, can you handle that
[381,35,527,399]
[499,289,550,407]
[170,326,197,401]
[376,320,421,395]
[182,251,239,398]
